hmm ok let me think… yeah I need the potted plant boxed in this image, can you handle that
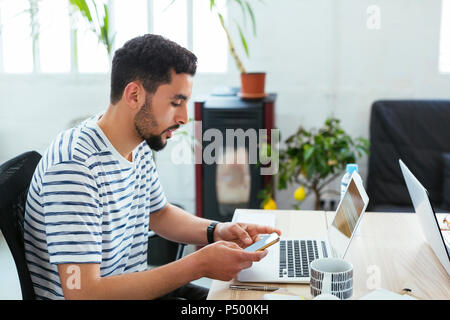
[213,0,266,99]
[170,0,266,98]
[260,118,370,210]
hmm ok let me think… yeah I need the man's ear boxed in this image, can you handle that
[123,81,145,110]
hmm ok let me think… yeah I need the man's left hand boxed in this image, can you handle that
[214,222,282,248]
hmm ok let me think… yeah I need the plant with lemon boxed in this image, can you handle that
[260,118,369,210]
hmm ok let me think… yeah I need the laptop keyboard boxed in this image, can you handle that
[279,240,326,278]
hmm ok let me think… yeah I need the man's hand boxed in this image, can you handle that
[213,222,282,248]
[195,241,268,281]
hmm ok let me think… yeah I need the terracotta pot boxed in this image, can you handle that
[240,72,267,99]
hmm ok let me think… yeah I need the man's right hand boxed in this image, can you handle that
[56,240,268,299]
[194,240,268,281]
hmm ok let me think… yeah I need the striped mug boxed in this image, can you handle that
[309,258,353,300]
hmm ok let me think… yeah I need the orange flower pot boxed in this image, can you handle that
[239,72,267,99]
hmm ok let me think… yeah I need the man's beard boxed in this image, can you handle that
[134,96,167,152]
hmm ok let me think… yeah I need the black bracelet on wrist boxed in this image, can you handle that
[207,222,218,244]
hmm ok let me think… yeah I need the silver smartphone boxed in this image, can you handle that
[243,232,280,252]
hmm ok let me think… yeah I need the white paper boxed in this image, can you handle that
[359,288,417,300]
[233,210,276,229]
[263,293,304,300]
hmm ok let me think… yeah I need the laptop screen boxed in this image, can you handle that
[399,159,450,275]
[327,174,368,258]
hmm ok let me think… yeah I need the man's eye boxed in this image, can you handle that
[171,101,182,107]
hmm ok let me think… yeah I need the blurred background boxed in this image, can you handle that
[1,0,450,213]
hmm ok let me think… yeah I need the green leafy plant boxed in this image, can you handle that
[260,118,370,210]
[170,0,262,73]
[212,0,260,74]
[69,0,115,56]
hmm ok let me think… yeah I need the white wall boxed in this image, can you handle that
[1,0,450,213]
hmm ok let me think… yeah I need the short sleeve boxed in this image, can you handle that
[148,156,168,214]
[41,161,102,264]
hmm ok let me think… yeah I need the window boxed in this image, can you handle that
[0,0,33,73]
[440,0,450,73]
[39,0,71,73]
[193,0,228,73]
[75,5,110,73]
[153,0,188,49]
[113,0,147,49]
[0,0,228,73]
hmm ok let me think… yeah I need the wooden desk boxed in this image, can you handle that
[207,209,450,300]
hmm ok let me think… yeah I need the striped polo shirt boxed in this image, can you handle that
[24,113,167,300]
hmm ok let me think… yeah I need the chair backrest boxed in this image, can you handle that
[0,151,41,300]
[367,100,450,210]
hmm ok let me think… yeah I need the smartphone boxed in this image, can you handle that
[244,232,280,252]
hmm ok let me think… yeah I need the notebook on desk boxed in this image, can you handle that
[236,172,369,284]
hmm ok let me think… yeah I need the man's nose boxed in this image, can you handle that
[174,103,188,125]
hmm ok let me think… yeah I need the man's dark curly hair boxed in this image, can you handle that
[110,34,197,104]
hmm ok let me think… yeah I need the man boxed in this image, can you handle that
[24,34,281,300]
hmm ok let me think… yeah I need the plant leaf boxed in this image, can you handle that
[164,0,177,12]
[235,20,249,57]
[218,12,225,26]
[304,145,314,161]
[69,0,93,23]
[245,1,257,36]
[233,0,247,27]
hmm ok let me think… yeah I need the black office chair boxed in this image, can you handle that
[0,151,41,300]
[148,203,187,266]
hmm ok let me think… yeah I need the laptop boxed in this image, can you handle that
[399,159,450,275]
[237,171,369,283]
